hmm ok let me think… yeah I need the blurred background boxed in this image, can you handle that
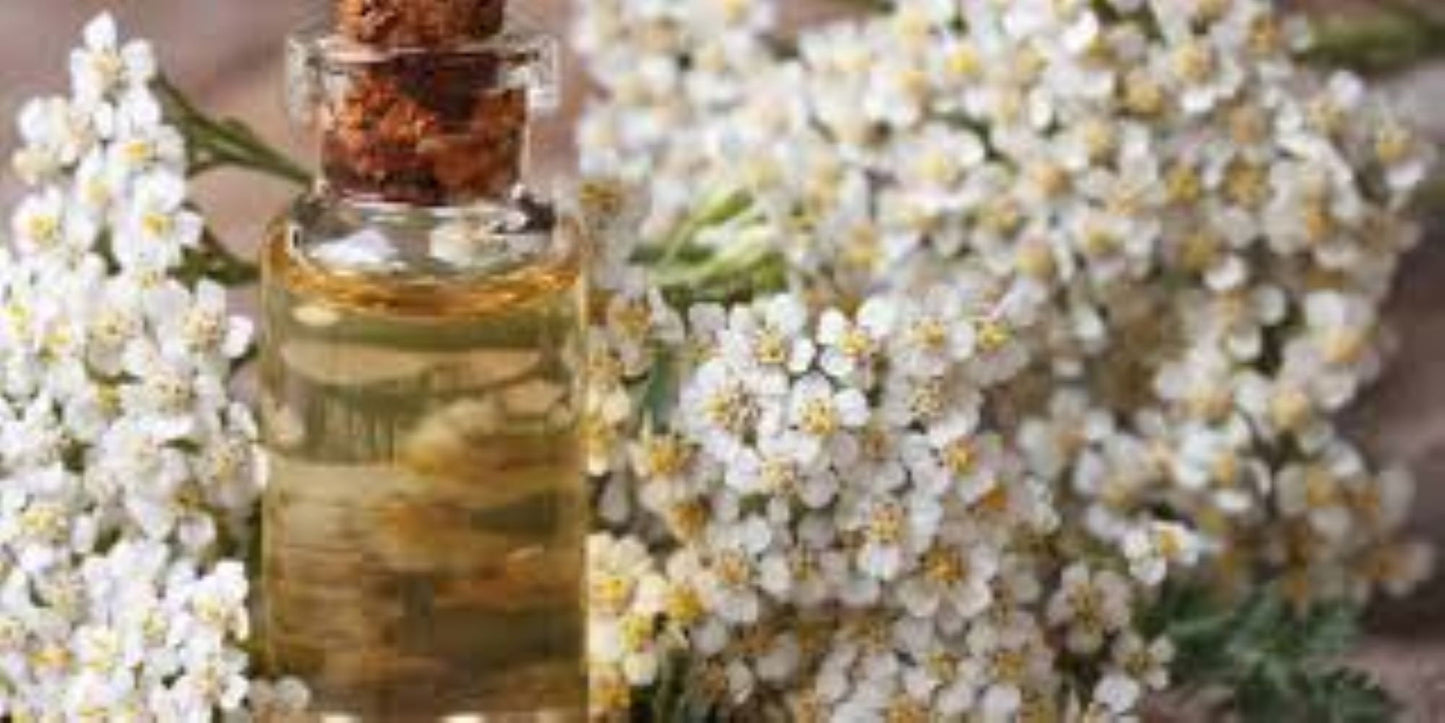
[4,0,1445,718]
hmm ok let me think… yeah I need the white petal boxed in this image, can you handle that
[84,13,118,50]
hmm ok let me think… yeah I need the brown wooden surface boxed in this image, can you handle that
[2,1,1445,718]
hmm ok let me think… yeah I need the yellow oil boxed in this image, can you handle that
[258,220,587,720]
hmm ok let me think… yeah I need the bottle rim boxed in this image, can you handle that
[285,20,560,128]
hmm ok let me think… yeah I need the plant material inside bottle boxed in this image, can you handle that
[259,212,587,719]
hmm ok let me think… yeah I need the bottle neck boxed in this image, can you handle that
[317,48,530,208]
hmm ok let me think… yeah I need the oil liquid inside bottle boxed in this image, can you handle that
[258,212,587,721]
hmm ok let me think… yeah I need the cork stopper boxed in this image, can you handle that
[338,0,505,47]
[297,0,548,206]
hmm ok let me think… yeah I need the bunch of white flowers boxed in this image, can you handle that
[576,0,1435,719]
[1,15,306,719]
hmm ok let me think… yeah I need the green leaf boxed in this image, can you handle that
[1150,584,1396,723]
[631,652,716,723]
[1298,603,1364,661]
[1303,669,1397,723]
[643,350,680,428]
[1305,5,1445,76]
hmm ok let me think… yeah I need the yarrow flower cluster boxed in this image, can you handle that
[576,0,1435,719]
[2,15,305,719]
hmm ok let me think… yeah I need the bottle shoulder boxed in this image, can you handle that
[264,192,585,319]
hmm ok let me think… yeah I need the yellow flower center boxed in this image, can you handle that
[975,484,1010,516]
[1188,386,1232,422]
[25,214,59,245]
[620,614,654,651]
[1166,164,1203,205]
[976,318,1012,352]
[891,6,930,39]
[184,311,224,349]
[1014,47,1046,83]
[911,318,948,352]
[800,398,840,437]
[1154,527,1187,560]
[1304,470,1340,509]
[19,504,66,542]
[860,424,890,461]
[704,386,752,433]
[591,574,632,615]
[124,138,156,165]
[885,697,929,723]
[1124,72,1165,116]
[943,438,976,476]
[867,502,906,544]
[1377,125,1413,165]
[1308,97,1344,136]
[980,198,1023,234]
[613,299,652,341]
[1017,241,1056,279]
[141,210,174,240]
[1212,451,1240,486]
[923,547,966,585]
[946,45,982,78]
[1082,120,1116,162]
[754,328,788,366]
[1068,583,1104,623]
[642,435,690,478]
[719,0,751,24]
[1322,328,1368,365]
[666,585,705,626]
[1031,162,1069,198]
[990,648,1028,682]
[1248,16,1283,55]
[1082,225,1118,256]
[1223,161,1268,207]
[918,153,954,186]
[668,500,709,541]
[1270,387,1311,431]
[1198,0,1232,22]
[840,328,872,359]
[90,52,123,86]
[591,669,632,713]
[761,458,799,494]
[715,551,752,588]
[1301,198,1335,245]
[1173,41,1214,83]
[909,378,945,420]
[30,644,71,672]
[1181,231,1221,271]
[579,181,627,218]
[1229,106,1268,145]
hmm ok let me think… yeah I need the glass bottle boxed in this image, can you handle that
[258,3,586,719]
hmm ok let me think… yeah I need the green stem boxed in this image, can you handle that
[181,228,260,287]
[656,190,756,266]
[1414,173,1445,213]
[838,0,890,11]
[654,236,788,305]
[155,75,312,186]
[150,76,311,289]
[1305,3,1445,75]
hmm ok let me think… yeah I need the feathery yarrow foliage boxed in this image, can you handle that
[573,0,1436,719]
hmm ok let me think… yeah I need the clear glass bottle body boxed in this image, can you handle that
[259,193,588,719]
